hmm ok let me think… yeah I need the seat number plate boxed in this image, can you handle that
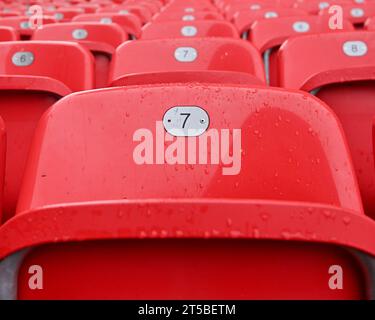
[343,41,368,56]
[174,47,198,62]
[181,26,198,37]
[12,52,34,66]
[182,15,195,21]
[163,106,210,137]
[72,29,88,39]
[293,21,310,32]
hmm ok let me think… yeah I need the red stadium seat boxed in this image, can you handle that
[319,3,375,27]
[109,38,265,86]
[141,20,239,39]
[0,16,56,40]
[223,0,288,21]
[97,5,154,24]
[163,1,218,13]
[152,10,224,22]
[33,22,128,87]
[233,7,308,37]
[89,0,114,6]
[0,25,18,40]
[0,41,94,221]
[49,8,84,22]
[75,3,100,14]
[129,0,161,15]
[0,10,21,18]
[250,15,354,85]
[0,84,374,299]
[72,13,142,38]
[278,31,375,218]
[294,0,352,14]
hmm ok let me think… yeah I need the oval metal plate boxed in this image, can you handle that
[54,12,64,20]
[174,47,198,62]
[293,21,310,32]
[319,2,330,9]
[264,11,278,18]
[100,17,112,24]
[19,21,30,29]
[182,15,195,21]
[72,28,88,40]
[12,52,34,66]
[351,8,364,17]
[342,41,368,57]
[163,106,210,137]
[181,26,197,37]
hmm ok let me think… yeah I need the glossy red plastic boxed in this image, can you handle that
[152,10,223,22]
[365,16,375,30]
[0,16,56,39]
[233,8,308,35]
[278,31,375,218]
[294,0,352,14]
[0,10,21,18]
[0,84,374,299]
[319,3,375,26]
[250,15,354,85]
[0,25,18,41]
[141,20,239,39]
[0,41,94,221]
[72,13,142,38]
[97,5,153,24]
[75,3,100,14]
[163,1,217,13]
[33,22,128,87]
[110,38,265,86]
[50,8,84,22]
[223,0,288,21]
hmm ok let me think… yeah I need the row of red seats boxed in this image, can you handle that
[0,0,373,300]
[225,1,375,34]
[2,0,375,38]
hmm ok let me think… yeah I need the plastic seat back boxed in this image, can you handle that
[97,5,153,24]
[294,0,352,14]
[152,10,223,22]
[278,31,375,218]
[163,1,217,13]
[224,0,287,21]
[33,22,128,87]
[0,26,18,41]
[0,84,373,299]
[129,1,161,15]
[72,13,142,38]
[0,11,21,18]
[0,16,56,39]
[233,8,308,36]
[50,8,85,22]
[75,3,100,14]
[141,20,239,39]
[109,38,265,86]
[250,15,354,85]
[0,41,94,221]
[319,3,375,27]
